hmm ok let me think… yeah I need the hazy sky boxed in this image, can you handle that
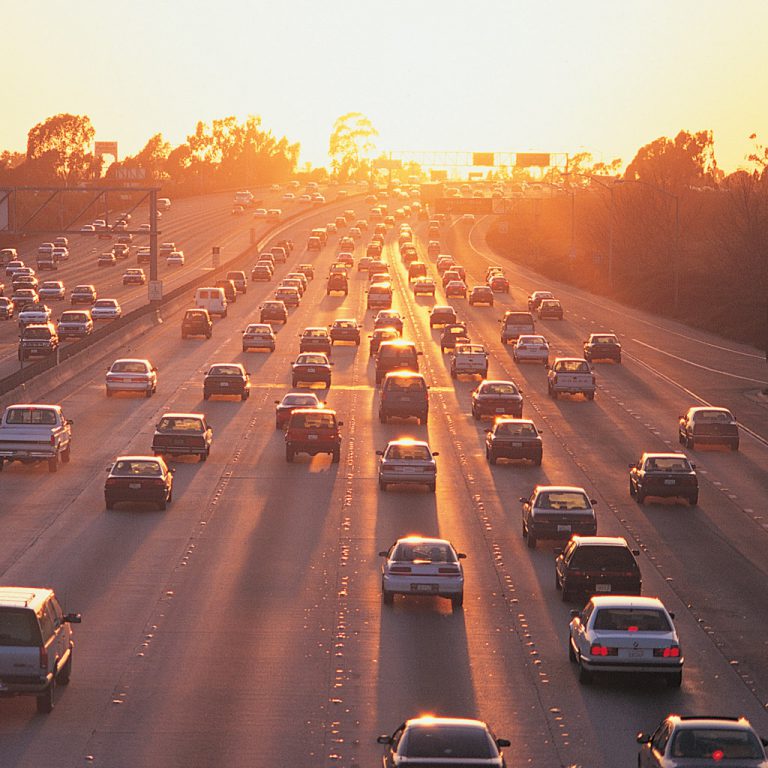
[3,0,766,172]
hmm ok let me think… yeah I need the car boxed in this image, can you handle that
[375,340,422,385]
[450,342,488,378]
[583,332,622,363]
[251,265,273,282]
[11,288,39,310]
[485,417,542,465]
[528,290,555,311]
[284,407,342,462]
[512,334,550,364]
[445,279,468,298]
[152,412,212,461]
[0,586,81,714]
[337,251,354,268]
[274,392,323,429]
[57,309,93,339]
[0,296,14,319]
[273,286,299,307]
[80,223,96,233]
[282,192,295,200]
[546,357,596,400]
[636,714,768,766]
[436,256,456,275]
[252,207,268,218]
[70,284,97,305]
[18,303,52,328]
[678,406,739,450]
[629,452,699,506]
[136,247,151,264]
[285,271,308,291]
[271,245,288,263]
[292,352,333,388]
[105,358,157,397]
[538,298,563,319]
[442,269,463,288]
[5,259,26,277]
[97,252,116,267]
[203,363,250,401]
[260,300,288,324]
[369,327,401,356]
[306,235,322,251]
[91,298,122,320]
[470,379,524,420]
[166,250,185,266]
[429,305,457,327]
[38,280,66,301]
[232,205,244,215]
[373,309,404,334]
[367,281,393,310]
[242,323,275,352]
[412,277,436,296]
[521,485,598,548]
[297,263,314,280]
[377,716,510,766]
[555,536,641,602]
[112,243,130,259]
[18,321,59,360]
[379,370,430,425]
[568,595,683,686]
[439,323,470,353]
[377,439,438,492]
[427,240,441,256]
[216,278,238,304]
[469,285,494,306]
[159,242,176,257]
[181,308,212,339]
[104,455,174,511]
[329,318,361,345]
[280,277,305,297]
[299,327,333,354]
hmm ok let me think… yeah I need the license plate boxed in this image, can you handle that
[307,434,318,440]
[511,441,523,448]
[664,479,676,485]
[219,382,229,387]
[557,524,571,532]
[306,368,315,373]
[628,649,644,658]
[174,439,185,445]
[129,482,141,489]
[394,466,410,472]
[495,407,505,413]
[596,584,611,592]
[413,584,435,593]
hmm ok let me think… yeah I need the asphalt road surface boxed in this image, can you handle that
[0,198,766,768]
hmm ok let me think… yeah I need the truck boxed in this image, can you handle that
[450,343,489,378]
[546,357,596,400]
[0,403,73,473]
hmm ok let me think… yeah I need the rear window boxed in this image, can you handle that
[401,725,495,759]
[291,413,335,429]
[5,408,57,425]
[157,417,204,432]
[111,460,162,476]
[385,376,426,392]
[0,608,42,646]
[569,547,636,569]
[536,491,591,510]
[670,728,763,760]
[592,608,671,632]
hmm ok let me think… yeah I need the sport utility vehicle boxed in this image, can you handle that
[555,535,641,602]
[285,408,343,463]
[0,586,81,713]
[379,371,429,425]
[181,308,212,339]
[375,340,422,386]
[18,322,59,361]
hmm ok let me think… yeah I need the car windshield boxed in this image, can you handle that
[111,361,149,374]
[592,608,671,632]
[670,728,763,760]
[209,366,243,377]
[5,408,57,425]
[62,313,87,322]
[246,325,270,333]
[305,329,327,337]
[643,457,692,472]
[401,725,494,759]
[94,301,115,308]
[536,491,590,510]
[23,328,50,339]
[111,460,163,476]
[157,417,203,432]
[386,444,431,461]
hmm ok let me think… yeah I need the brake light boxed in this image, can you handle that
[590,644,617,657]
[390,566,412,574]
[39,644,48,670]
[150,478,166,486]
[438,566,459,574]
[105,478,118,486]
[653,646,680,658]
[627,625,639,632]
[50,434,55,446]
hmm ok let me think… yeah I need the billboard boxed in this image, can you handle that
[516,153,550,167]
[95,141,119,160]
[472,152,495,167]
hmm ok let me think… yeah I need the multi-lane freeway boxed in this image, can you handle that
[0,192,766,768]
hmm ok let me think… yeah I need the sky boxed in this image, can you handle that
[3,0,766,173]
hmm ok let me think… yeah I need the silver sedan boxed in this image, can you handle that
[377,439,438,492]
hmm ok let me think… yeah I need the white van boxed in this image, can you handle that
[157,198,171,211]
[195,287,228,318]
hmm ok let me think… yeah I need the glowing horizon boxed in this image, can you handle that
[3,0,766,174]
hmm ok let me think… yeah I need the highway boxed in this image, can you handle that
[0,196,766,768]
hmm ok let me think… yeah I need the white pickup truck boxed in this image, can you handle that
[450,343,489,378]
[546,358,596,400]
[0,404,73,473]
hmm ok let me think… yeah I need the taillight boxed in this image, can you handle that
[654,646,681,658]
[438,566,459,574]
[39,645,48,670]
[50,434,55,446]
[390,566,411,574]
[590,644,617,657]
[105,478,118,487]
[151,478,166,486]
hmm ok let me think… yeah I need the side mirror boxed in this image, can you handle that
[669,612,675,620]
[628,463,636,469]
[417,351,423,355]
[636,733,650,744]
[519,497,527,504]
[66,419,74,426]
[64,613,82,624]
[691,463,696,469]
[569,609,581,620]
[496,739,511,748]
[590,499,598,506]
[457,553,467,559]
[537,429,543,434]
[378,551,388,557]
[376,736,392,745]
[375,450,383,456]
[337,421,344,426]
[274,400,280,405]
[432,451,439,457]
[632,549,640,556]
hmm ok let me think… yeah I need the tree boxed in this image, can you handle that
[329,112,378,181]
[26,113,96,183]
[624,130,720,193]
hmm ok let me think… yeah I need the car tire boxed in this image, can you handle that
[629,479,636,496]
[533,453,542,466]
[379,412,387,424]
[577,655,592,684]
[450,368,456,379]
[36,678,55,714]
[667,670,683,688]
[61,446,71,463]
[688,436,695,449]
[526,530,537,549]
[145,389,152,398]
[58,653,72,685]
[688,494,698,507]
[731,441,739,451]
[488,450,497,465]
[382,588,394,605]
[379,478,387,491]
[157,497,167,511]
[428,482,436,493]
[332,449,340,464]
[555,572,562,590]
[48,454,58,473]
[472,407,480,421]
[106,388,113,398]
[286,447,294,463]
[241,392,248,401]
[105,498,114,511]
[568,638,576,662]
[451,593,463,609]
[636,489,646,504]
[203,392,210,400]
[181,332,187,340]
[586,391,595,401]
[200,448,208,462]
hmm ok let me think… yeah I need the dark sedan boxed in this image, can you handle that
[203,363,251,401]
[471,379,524,420]
[274,392,324,429]
[329,318,361,345]
[260,300,288,324]
[291,353,333,388]
[152,412,212,461]
[105,456,174,511]
[629,452,698,506]
[485,418,542,465]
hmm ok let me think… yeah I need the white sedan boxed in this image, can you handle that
[512,334,550,364]
[166,250,185,266]
[91,298,122,320]
[106,358,157,397]
[377,439,438,492]
[568,595,683,686]
[242,323,276,352]
[379,536,466,608]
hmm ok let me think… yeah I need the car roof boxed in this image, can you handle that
[405,716,490,730]
[552,357,589,363]
[291,407,335,415]
[588,595,666,609]
[534,485,589,494]
[480,379,518,387]
[159,412,205,419]
[113,455,164,462]
[570,535,629,547]
[386,438,430,448]
[689,406,733,416]
[494,417,535,426]
[641,452,689,460]
[0,586,54,612]
[111,358,151,365]
[669,715,757,730]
